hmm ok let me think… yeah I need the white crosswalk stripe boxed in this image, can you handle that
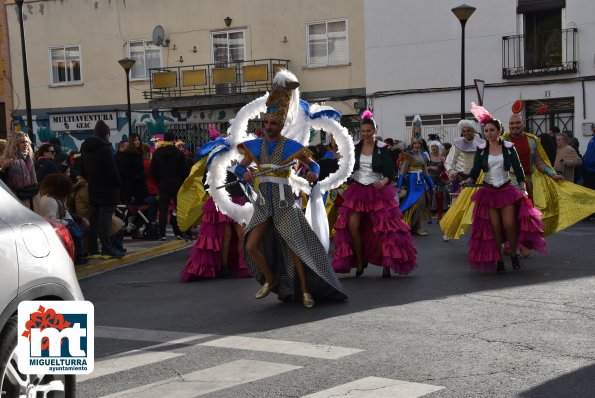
[95,325,208,343]
[201,335,363,359]
[86,327,445,398]
[301,376,445,398]
[99,359,301,398]
[78,351,184,382]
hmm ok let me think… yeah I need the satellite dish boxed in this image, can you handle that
[152,25,169,47]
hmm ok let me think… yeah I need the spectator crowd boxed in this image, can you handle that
[0,121,195,265]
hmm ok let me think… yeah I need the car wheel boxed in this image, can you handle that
[0,315,76,398]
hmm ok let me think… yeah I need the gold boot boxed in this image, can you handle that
[302,293,315,308]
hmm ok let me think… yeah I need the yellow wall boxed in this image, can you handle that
[6,0,364,110]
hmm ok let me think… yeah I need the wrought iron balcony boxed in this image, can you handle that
[502,28,577,79]
[143,58,290,100]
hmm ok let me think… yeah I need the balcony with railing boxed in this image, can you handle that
[502,28,577,79]
[143,58,290,100]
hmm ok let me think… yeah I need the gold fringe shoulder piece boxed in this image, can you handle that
[237,142,259,166]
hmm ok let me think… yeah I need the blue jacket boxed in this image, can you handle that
[583,136,595,172]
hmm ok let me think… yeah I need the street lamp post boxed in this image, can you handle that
[15,0,34,145]
[451,4,476,121]
[118,58,136,137]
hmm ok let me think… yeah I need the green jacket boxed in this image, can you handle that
[353,141,395,180]
[469,139,525,183]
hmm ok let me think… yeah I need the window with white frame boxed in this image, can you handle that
[127,40,162,79]
[307,19,348,66]
[211,30,245,64]
[49,46,82,85]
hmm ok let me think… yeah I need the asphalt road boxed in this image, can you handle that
[77,220,595,398]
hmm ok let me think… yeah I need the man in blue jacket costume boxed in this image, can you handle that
[234,70,346,308]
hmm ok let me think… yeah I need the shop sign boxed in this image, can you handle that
[50,112,117,132]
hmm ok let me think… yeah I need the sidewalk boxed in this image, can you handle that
[75,231,193,278]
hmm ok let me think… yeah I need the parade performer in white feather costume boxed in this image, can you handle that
[207,69,355,308]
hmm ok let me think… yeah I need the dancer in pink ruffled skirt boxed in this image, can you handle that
[463,105,546,274]
[331,112,417,278]
[180,195,251,281]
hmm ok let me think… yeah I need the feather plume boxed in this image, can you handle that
[470,102,493,126]
[208,124,220,139]
[361,110,374,120]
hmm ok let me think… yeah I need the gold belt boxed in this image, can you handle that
[256,168,291,178]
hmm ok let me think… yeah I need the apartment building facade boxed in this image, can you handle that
[365,0,595,150]
[6,0,365,151]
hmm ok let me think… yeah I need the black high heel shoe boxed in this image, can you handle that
[496,261,506,275]
[382,267,391,278]
[356,265,365,277]
[511,255,521,270]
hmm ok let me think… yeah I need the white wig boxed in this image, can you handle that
[458,119,477,133]
[427,140,444,150]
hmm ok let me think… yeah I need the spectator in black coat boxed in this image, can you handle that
[119,133,149,238]
[150,131,190,240]
[118,133,148,205]
[114,140,128,175]
[80,120,124,258]
[49,137,69,171]
[540,127,558,165]
[35,143,60,184]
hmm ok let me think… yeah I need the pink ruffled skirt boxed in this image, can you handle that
[180,197,251,281]
[467,183,546,272]
[332,183,417,274]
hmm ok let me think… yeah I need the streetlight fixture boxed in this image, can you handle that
[451,4,476,120]
[15,0,34,145]
[118,57,136,137]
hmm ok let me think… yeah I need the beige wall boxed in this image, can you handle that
[6,0,364,111]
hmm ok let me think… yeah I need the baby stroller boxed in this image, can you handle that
[116,197,161,240]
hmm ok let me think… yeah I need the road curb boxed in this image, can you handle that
[75,240,191,278]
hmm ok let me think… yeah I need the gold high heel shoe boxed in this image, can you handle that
[255,280,279,299]
[302,293,315,308]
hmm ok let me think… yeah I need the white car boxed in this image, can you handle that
[0,179,84,397]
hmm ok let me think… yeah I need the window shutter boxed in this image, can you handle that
[517,0,565,13]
